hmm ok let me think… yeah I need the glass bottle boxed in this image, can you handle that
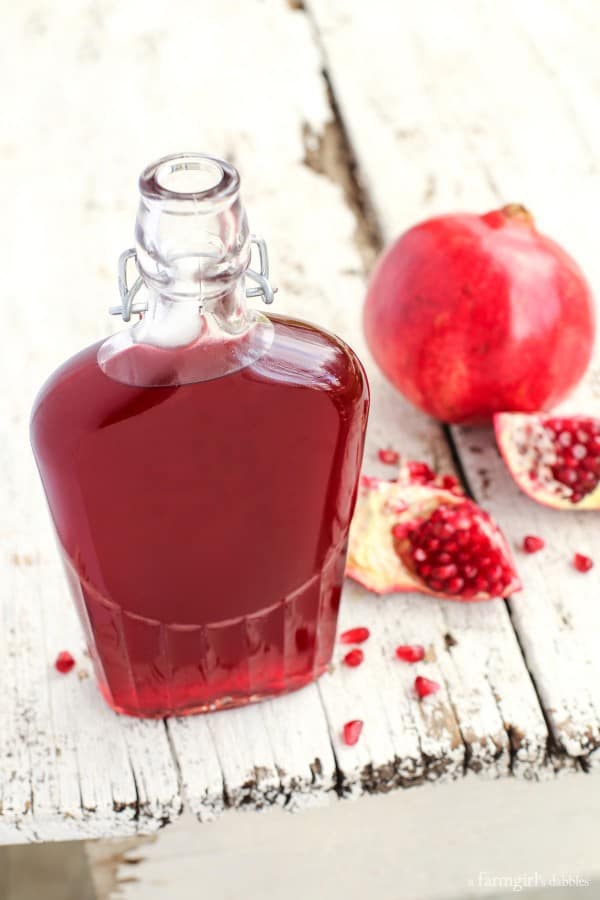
[30,153,369,717]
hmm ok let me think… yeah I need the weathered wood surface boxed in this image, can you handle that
[306,0,600,766]
[1,0,598,844]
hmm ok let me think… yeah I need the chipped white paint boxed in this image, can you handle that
[1,0,597,847]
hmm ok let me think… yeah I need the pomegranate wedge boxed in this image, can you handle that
[346,462,521,601]
[495,413,600,510]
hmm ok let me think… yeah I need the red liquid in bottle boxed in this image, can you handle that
[31,315,368,716]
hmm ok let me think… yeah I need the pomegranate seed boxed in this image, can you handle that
[54,651,75,674]
[343,648,364,667]
[523,535,545,554]
[406,460,435,483]
[441,474,459,491]
[395,644,425,663]
[435,551,452,564]
[573,553,594,573]
[340,627,370,644]
[359,474,380,490]
[446,576,465,594]
[378,448,400,465]
[391,522,412,541]
[342,719,363,746]
[414,675,440,699]
[431,563,458,580]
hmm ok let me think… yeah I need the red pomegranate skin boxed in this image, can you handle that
[364,206,596,424]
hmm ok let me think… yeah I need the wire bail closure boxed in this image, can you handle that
[109,235,277,322]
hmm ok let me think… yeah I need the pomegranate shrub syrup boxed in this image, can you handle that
[31,153,369,717]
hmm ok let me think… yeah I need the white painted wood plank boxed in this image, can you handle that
[0,0,343,837]
[0,0,194,842]
[258,687,337,809]
[165,718,224,824]
[306,0,600,765]
[322,584,466,792]
[245,5,524,785]
[302,0,551,780]
[251,0,549,789]
[0,490,182,843]
[455,421,600,762]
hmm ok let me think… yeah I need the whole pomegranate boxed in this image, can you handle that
[364,205,595,423]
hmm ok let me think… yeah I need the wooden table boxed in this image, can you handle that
[3,0,600,868]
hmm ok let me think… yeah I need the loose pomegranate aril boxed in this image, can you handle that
[55,651,75,674]
[359,474,380,490]
[343,719,364,746]
[378,448,400,465]
[340,626,370,644]
[523,535,545,554]
[395,644,425,663]
[406,461,435,483]
[441,474,460,491]
[495,413,600,510]
[573,553,593,573]
[343,648,364,667]
[414,676,440,699]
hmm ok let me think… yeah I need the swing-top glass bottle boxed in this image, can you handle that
[31,153,369,717]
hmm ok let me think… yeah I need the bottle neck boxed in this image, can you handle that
[135,154,250,305]
[99,153,276,386]
[133,280,251,350]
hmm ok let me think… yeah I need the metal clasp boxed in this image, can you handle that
[109,235,277,321]
[246,235,277,305]
[109,249,148,322]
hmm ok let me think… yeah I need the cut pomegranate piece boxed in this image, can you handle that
[343,648,364,667]
[495,413,600,510]
[346,461,520,601]
[414,676,440,699]
[395,644,425,663]
[378,448,400,465]
[339,626,370,644]
[573,553,593,573]
[523,535,545,554]
[55,651,75,674]
[342,719,364,746]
